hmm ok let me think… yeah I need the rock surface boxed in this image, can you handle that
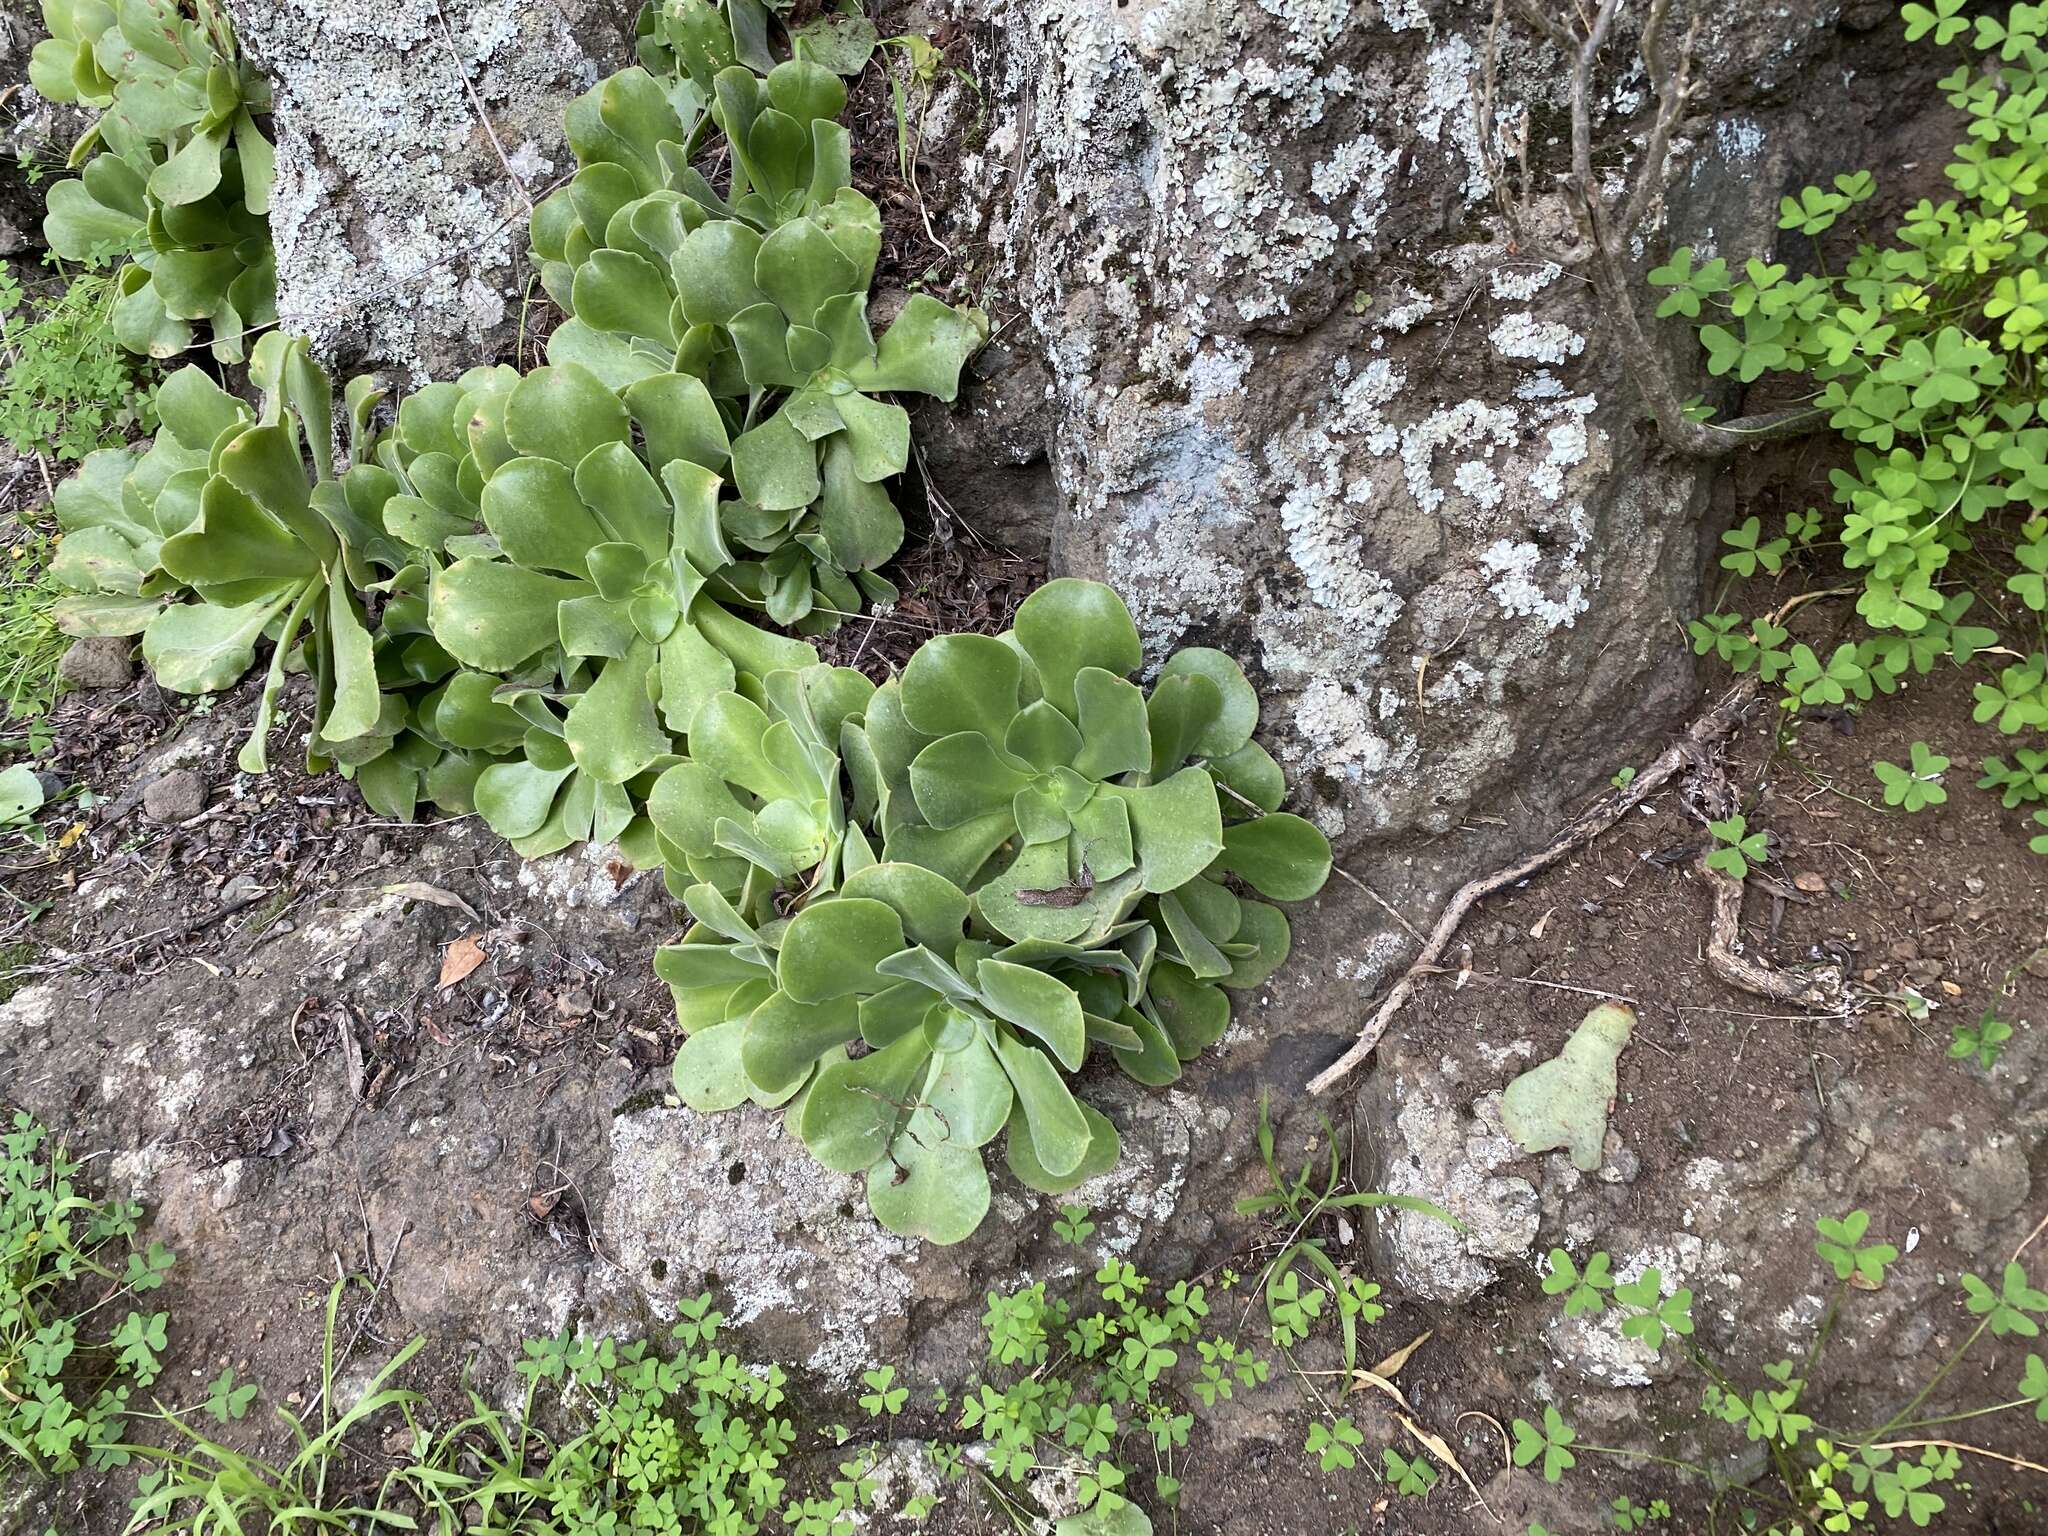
[56,636,137,690]
[219,0,636,376]
[927,0,1878,882]
[142,767,207,823]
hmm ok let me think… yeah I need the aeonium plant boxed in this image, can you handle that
[660,580,1333,1243]
[528,29,989,630]
[34,0,278,360]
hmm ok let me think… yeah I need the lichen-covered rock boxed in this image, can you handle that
[929,0,1832,870]
[604,1106,922,1381]
[1359,1050,1541,1302]
[219,0,635,376]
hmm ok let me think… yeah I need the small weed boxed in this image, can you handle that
[0,1111,177,1486]
[955,1215,1263,1531]
[1,531,70,739]
[1872,742,1950,812]
[1706,814,1769,879]
[0,263,157,464]
[1517,1212,2048,1532]
[1237,1097,1457,1372]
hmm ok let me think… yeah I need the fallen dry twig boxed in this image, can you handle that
[1703,866,1847,1007]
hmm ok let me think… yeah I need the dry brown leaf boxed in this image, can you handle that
[1457,1409,1510,1469]
[1346,1367,1414,1412]
[1370,1327,1432,1379]
[1398,1411,1495,1519]
[386,881,482,922]
[439,932,488,988]
[1529,906,1555,940]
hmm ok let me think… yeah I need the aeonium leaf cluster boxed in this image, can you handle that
[659,579,1333,1244]
[39,1,945,848]
[32,0,276,361]
[527,20,986,630]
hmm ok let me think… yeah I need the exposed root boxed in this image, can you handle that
[1704,867,1847,1009]
[1307,680,1760,1096]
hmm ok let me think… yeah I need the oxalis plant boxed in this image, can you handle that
[660,579,1333,1243]
[31,0,276,361]
[1520,1215,2048,1535]
[1668,0,2048,860]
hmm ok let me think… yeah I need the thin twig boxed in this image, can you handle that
[1329,865,1423,944]
[1861,1440,2048,1477]
[432,0,534,212]
[1475,0,1827,458]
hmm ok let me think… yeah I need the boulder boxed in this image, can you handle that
[905,0,1960,1306]
[220,0,637,377]
[927,0,1864,879]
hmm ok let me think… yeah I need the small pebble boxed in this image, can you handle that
[56,636,135,690]
[143,769,207,824]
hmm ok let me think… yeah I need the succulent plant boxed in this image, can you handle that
[528,32,988,627]
[661,580,1333,1243]
[33,0,276,361]
[46,364,248,637]
[419,359,825,824]
[143,335,413,774]
[646,661,875,901]
[659,872,1130,1244]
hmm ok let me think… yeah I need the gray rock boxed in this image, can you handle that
[56,637,136,691]
[218,873,267,906]
[142,769,208,824]
[603,1105,921,1382]
[220,0,636,377]
[1360,1061,1541,1302]
[933,0,1792,877]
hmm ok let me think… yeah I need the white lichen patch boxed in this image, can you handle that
[604,1108,915,1383]
[1071,1088,1209,1253]
[1489,312,1587,365]
[227,0,611,373]
[1480,525,1591,630]
[1489,262,1562,301]
[514,839,638,909]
